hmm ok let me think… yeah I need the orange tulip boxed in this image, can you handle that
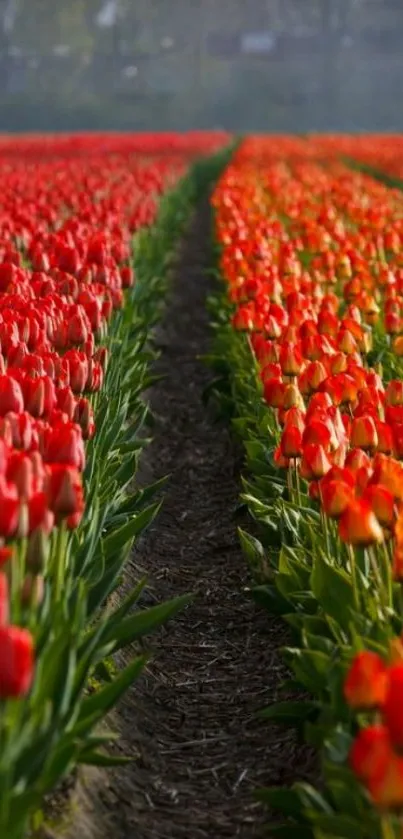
[362,485,395,529]
[339,499,384,546]
[279,342,303,377]
[283,383,305,411]
[344,651,388,711]
[369,751,403,810]
[320,479,354,519]
[300,443,332,481]
[351,415,379,453]
[371,454,403,502]
[385,381,403,408]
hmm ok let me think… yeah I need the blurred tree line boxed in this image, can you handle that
[0,0,400,132]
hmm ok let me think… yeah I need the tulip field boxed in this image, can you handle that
[3,131,403,839]
[210,135,403,839]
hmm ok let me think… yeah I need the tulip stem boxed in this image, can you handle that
[347,544,360,611]
[381,816,396,839]
[381,540,393,610]
[294,460,301,506]
[321,509,330,557]
[53,524,67,606]
[367,546,387,612]
[287,464,293,501]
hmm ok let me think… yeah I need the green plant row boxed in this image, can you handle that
[204,247,401,839]
[1,146,233,839]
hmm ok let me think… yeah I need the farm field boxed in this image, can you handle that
[2,132,403,839]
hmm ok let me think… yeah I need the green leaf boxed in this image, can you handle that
[311,555,356,630]
[257,700,319,725]
[266,825,314,839]
[102,502,161,557]
[78,749,135,767]
[308,813,361,839]
[252,584,292,615]
[104,593,194,652]
[77,655,148,723]
[254,787,305,820]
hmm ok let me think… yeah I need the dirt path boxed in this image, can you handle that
[65,201,313,839]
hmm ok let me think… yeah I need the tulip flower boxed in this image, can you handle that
[320,478,354,519]
[280,426,303,459]
[300,443,332,480]
[263,378,285,409]
[0,624,34,697]
[279,342,303,376]
[362,485,395,529]
[344,651,388,710]
[339,499,384,546]
[382,665,403,750]
[350,725,392,783]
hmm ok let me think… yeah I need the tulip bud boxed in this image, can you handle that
[21,573,45,609]
[26,527,50,573]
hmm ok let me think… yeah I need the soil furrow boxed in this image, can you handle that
[65,201,313,839]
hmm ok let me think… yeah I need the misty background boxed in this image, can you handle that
[0,0,401,133]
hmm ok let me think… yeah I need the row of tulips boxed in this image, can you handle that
[308,134,403,184]
[0,133,230,839]
[208,137,403,839]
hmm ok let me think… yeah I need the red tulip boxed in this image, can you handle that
[0,376,24,416]
[350,725,391,783]
[42,422,85,471]
[383,665,403,749]
[263,378,285,408]
[46,464,84,520]
[0,625,34,697]
[280,426,303,459]
[300,443,332,480]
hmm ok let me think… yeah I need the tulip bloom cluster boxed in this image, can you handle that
[0,132,229,704]
[346,647,403,810]
[212,136,403,826]
[214,140,403,587]
[309,133,403,182]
